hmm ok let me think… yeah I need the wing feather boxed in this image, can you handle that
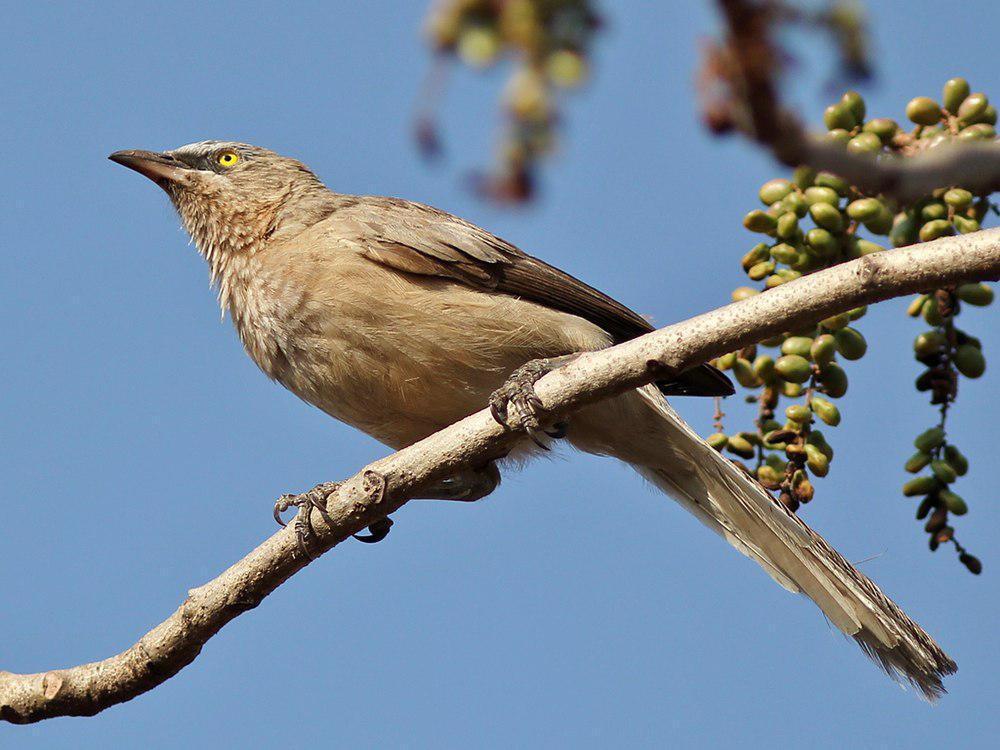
[340,196,732,397]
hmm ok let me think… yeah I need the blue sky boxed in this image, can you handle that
[2,1,997,746]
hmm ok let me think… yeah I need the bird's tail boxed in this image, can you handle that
[567,385,957,700]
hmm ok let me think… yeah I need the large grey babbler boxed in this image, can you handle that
[110,141,955,698]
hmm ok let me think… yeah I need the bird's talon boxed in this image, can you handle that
[273,482,341,559]
[353,517,394,544]
[273,493,300,527]
[527,429,551,450]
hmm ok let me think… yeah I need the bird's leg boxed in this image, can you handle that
[414,462,501,502]
[273,481,341,559]
[489,355,577,447]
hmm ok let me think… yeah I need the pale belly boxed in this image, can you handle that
[232,246,614,450]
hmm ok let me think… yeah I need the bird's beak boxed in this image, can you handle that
[108,149,194,186]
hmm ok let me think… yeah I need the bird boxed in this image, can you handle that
[109,140,956,699]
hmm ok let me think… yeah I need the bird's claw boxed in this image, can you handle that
[272,482,340,560]
[353,517,394,543]
[489,359,562,449]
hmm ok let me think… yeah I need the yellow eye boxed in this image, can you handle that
[216,151,240,167]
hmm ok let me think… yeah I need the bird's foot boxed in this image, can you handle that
[274,477,395,556]
[489,357,571,448]
[273,481,341,560]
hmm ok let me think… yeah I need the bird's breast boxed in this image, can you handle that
[223,239,613,448]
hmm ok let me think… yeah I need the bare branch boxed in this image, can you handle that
[713,0,1000,202]
[3,229,999,724]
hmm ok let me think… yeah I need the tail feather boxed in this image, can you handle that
[572,386,957,700]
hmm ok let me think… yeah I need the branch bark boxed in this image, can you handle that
[714,0,1000,203]
[3,229,999,724]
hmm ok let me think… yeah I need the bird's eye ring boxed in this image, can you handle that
[216,150,240,167]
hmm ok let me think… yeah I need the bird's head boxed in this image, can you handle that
[109,141,335,265]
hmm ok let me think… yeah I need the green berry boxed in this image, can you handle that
[814,172,850,195]
[804,186,840,206]
[810,202,845,232]
[834,327,867,360]
[903,476,939,496]
[904,451,932,473]
[805,228,839,258]
[953,215,981,234]
[958,123,996,140]
[920,202,947,222]
[824,102,857,131]
[958,92,989,122]
[922,296,944,326]
[744,210,777,233]
[775,354,812,383]
[826,128,851,144]
[781,191,808,217]
[940,490,968,515]
[770,242,800,265]
[759,178,794,205]
[820,313,851,331]
[944,188,973,208]
[781,336,814,359]
[890,212,919,247]
[906,96,942,125]
[811,396,841,426]
[707,432,729,451]
[914,426,946,452]
[955,344,986,378]
[846,198,882,221]
[918,219,953,242]
[930,460,957,484]
[863,117,899,142]
[957,283,994,306]
[804,444,830,477]
[806,430,834,460]
[726,434,756,459]
[732,357,760,388]
[846,238,885,258]
[776,212,800,240]
[944,445,969,476]
[747,260,775,280]
[841,90,866,122]
[753,355,776,382]
[847,132,882,154]
[741,243,771,270]
[913,330,946,356]
[810,334,836,365]
[942,78,971,113]
[818,362,848,398]
[785,404,811,423]
[793,166,816,189]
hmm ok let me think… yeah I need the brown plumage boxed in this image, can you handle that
[110,141,956,699]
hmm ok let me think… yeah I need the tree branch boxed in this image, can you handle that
[3,229,999,724]
[713,0,1000,203]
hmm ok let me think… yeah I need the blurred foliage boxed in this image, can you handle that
[420,0,602,202]
[711,80,995,573]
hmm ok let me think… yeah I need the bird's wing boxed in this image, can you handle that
[335,196,733,398]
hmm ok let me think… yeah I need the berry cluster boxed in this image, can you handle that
[422,0,601,201]
[711,80,995,571]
